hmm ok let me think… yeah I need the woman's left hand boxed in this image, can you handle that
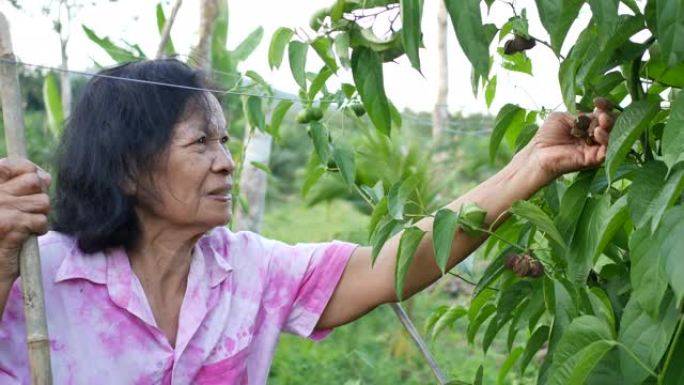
[521,98,616,185]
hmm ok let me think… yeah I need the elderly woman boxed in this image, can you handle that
[0,59,613,384]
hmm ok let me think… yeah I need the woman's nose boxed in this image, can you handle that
[213,145,235,174]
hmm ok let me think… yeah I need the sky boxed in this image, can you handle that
[0,0,603,115]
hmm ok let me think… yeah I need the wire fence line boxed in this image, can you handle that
[3,58,503,137]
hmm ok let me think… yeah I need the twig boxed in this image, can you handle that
[532,37,565,60]
[389,303,450,385]
[155,0,183,59]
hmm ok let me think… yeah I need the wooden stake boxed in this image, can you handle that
[0,11,53,385]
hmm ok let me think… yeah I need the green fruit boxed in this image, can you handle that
[351,103,366,117]
[309,107,324,122]
[296,109,311,124]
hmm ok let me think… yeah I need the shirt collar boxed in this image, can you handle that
[53,231,233,287]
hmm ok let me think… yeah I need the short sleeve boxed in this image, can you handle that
[264,239,357,341]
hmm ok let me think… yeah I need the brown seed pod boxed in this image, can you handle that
[504,254,545,278]
[503,35,536,55]
[571,115,592,138]
[528,259,545,278]
[593,97,614,111]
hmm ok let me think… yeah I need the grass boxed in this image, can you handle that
[262,197,538,385]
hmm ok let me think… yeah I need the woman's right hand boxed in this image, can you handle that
[0,158,51,284]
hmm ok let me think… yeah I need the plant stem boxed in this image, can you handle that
[658,316,684,385]
[475,226,527,253]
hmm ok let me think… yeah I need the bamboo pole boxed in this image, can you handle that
[155,0,184,59]
[0,12,53,385]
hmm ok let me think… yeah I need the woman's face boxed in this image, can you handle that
[135,93,235,234]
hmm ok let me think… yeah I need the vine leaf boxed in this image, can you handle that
[662,91,684,169]
[535,0,584,55]
[655,0,684,66]
[630,225,668,318]
[444,0,490,82]
[618,295,679,385]
[400,0,423,71]
[605,99,660,181]
[489,104,525,162]
[547,316,616,385]
[433,208,460,274]
[655,206,684,305]
[395,227,426,301]
[351,47,391,135]
[288,41,308,90]
[510,200,565,247]
[268,27,294,69]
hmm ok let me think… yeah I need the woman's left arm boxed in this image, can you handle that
[317,107,615,330]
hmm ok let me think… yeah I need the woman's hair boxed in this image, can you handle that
[52,59,210,253]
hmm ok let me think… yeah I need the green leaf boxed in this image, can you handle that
[311,37,338,73]
[368,196,389,237]
[395,227,426,300]
[606,99,660,181]
[387,175,419,220]
[370,218,402,262]
[630,224,668,318]
[268,99,293,139]
[618,294,679,385]
[309,121,330,163]
[302,165,325,198]
[269,27,294,69]
[42,72,64,137]
[400,0,422,71]
[628,161,668,227]
[458,202,487,235]
[566,195,610,284]
[662,325,684,385]
[547,316,616,385]
[485,75,497,108]
[351,47,391,136]
[656,0,684,66]
[490,104,525,162]
[468,303,497,344]
[82,25,144,63]
[432,208,460,274]
[474,365,484,385]
[510,200,565,247]
[334,31,351,69]
[499,49,533,75]
[592,195,629,262]
[245,95,265,129]
[332,143,356,188]
[249,161,271,175]
[520,325,550,375]
[535,0,584,55]
[308,66,333,100]
[497,346,524,385]
[431,305,468,340]
[232,26,264,62]
[473,249,510,298]
[444,0,490,81]
[655,206,684,304]
[662,91,684,168]
[156,2,175,56]
[649,164,684,233]
[288,41,308,90]
[588,0,619,44]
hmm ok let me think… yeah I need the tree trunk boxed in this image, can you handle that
[193,0,219,71]
[59,35,71,119]
[233,119,272,233]
[432,0,448,138]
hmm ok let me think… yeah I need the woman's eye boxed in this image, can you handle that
[220,136,229,144]
[196,136,207,145]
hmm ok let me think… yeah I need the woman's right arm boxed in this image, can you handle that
[0,158,51,319]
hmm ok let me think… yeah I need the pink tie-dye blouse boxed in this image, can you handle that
[0,227,357,384]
